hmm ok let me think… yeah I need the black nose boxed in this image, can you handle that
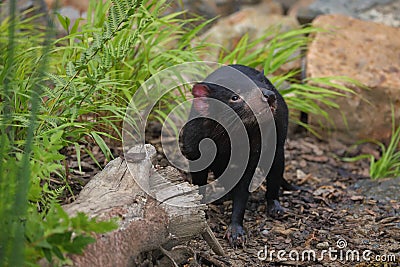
[261,89,276,105]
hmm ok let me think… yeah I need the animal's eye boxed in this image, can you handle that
[231,95,240,101]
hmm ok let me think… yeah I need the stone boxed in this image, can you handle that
[308,0,394,16]
[164,0,239,21]
[316,241,329,249]
[354,177,400,201]
[239,0,283,14]
[289,0,400,27]
[306,14,400,144]
[274,0,300,13]
[288,0,317,24]
[198,5,299,72]
[45,0,89,13]
[358,1,400,28]
[54,6,85,33]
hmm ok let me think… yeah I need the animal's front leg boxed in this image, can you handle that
[224,179,250,248]
[266,146,285,217]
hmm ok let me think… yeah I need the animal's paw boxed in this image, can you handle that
[267,200,285,218]
[224,223,246,248]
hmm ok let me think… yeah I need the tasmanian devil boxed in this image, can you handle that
[181,64,298,247]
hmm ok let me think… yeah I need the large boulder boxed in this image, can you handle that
[306,14,400,144]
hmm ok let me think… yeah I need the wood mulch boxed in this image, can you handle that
[62,122,400,267]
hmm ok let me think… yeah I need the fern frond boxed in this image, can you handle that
[47,73,67,87]
[66,62,76,77]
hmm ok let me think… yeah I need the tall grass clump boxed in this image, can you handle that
[47,0,207,163]
[0,3,118,266]
[343,107,400,179]
[0,0,208,265]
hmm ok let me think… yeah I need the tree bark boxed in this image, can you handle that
[62,144,222,267]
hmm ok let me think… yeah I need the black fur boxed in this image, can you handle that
[181,64,297,247]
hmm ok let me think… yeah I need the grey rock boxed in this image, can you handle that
[354,177,400,202]
[178,0,239,19]
[18,0,34,12]
[290,0,400,27]
[54,6,84,33]
[309,0,394,16]
[274,0,299,12]
[58,6,80,20]
[239,0,262,4]
[288,0,319,24]
[261,229,269,235]
[358,0,400,27]
[316,241,330,249]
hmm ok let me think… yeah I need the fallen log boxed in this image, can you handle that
[62,144,224,266]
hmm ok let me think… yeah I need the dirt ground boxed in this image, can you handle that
[145,121,399,267]
[64,122,400,267]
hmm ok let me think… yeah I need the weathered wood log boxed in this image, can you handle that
[62,144,224,267]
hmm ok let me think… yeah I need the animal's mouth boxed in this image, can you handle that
[269,101,277,114]
[255,101,277,117]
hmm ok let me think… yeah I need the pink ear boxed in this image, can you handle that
[192,84,210,116]
[192,84,209,98]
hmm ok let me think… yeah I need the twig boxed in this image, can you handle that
[201,224,225,256]
[159,246,179,267]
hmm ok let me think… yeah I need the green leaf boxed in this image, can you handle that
[65,235,96,254]
[35,239,53,250]
[90,131,112,160]
[74,142,82,172]
[25,209,45,242]
[70,18,83,35]
[50,130,64,144]
[52,245,65,260]
[47,232,73,246]
[87,218,118,233]
[66,62,76,77]
[56,13,70,32]
[42,248,53,262]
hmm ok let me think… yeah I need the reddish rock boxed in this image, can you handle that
[240,0,283,14]
[307,14,400,144]
[199,4,299,72]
